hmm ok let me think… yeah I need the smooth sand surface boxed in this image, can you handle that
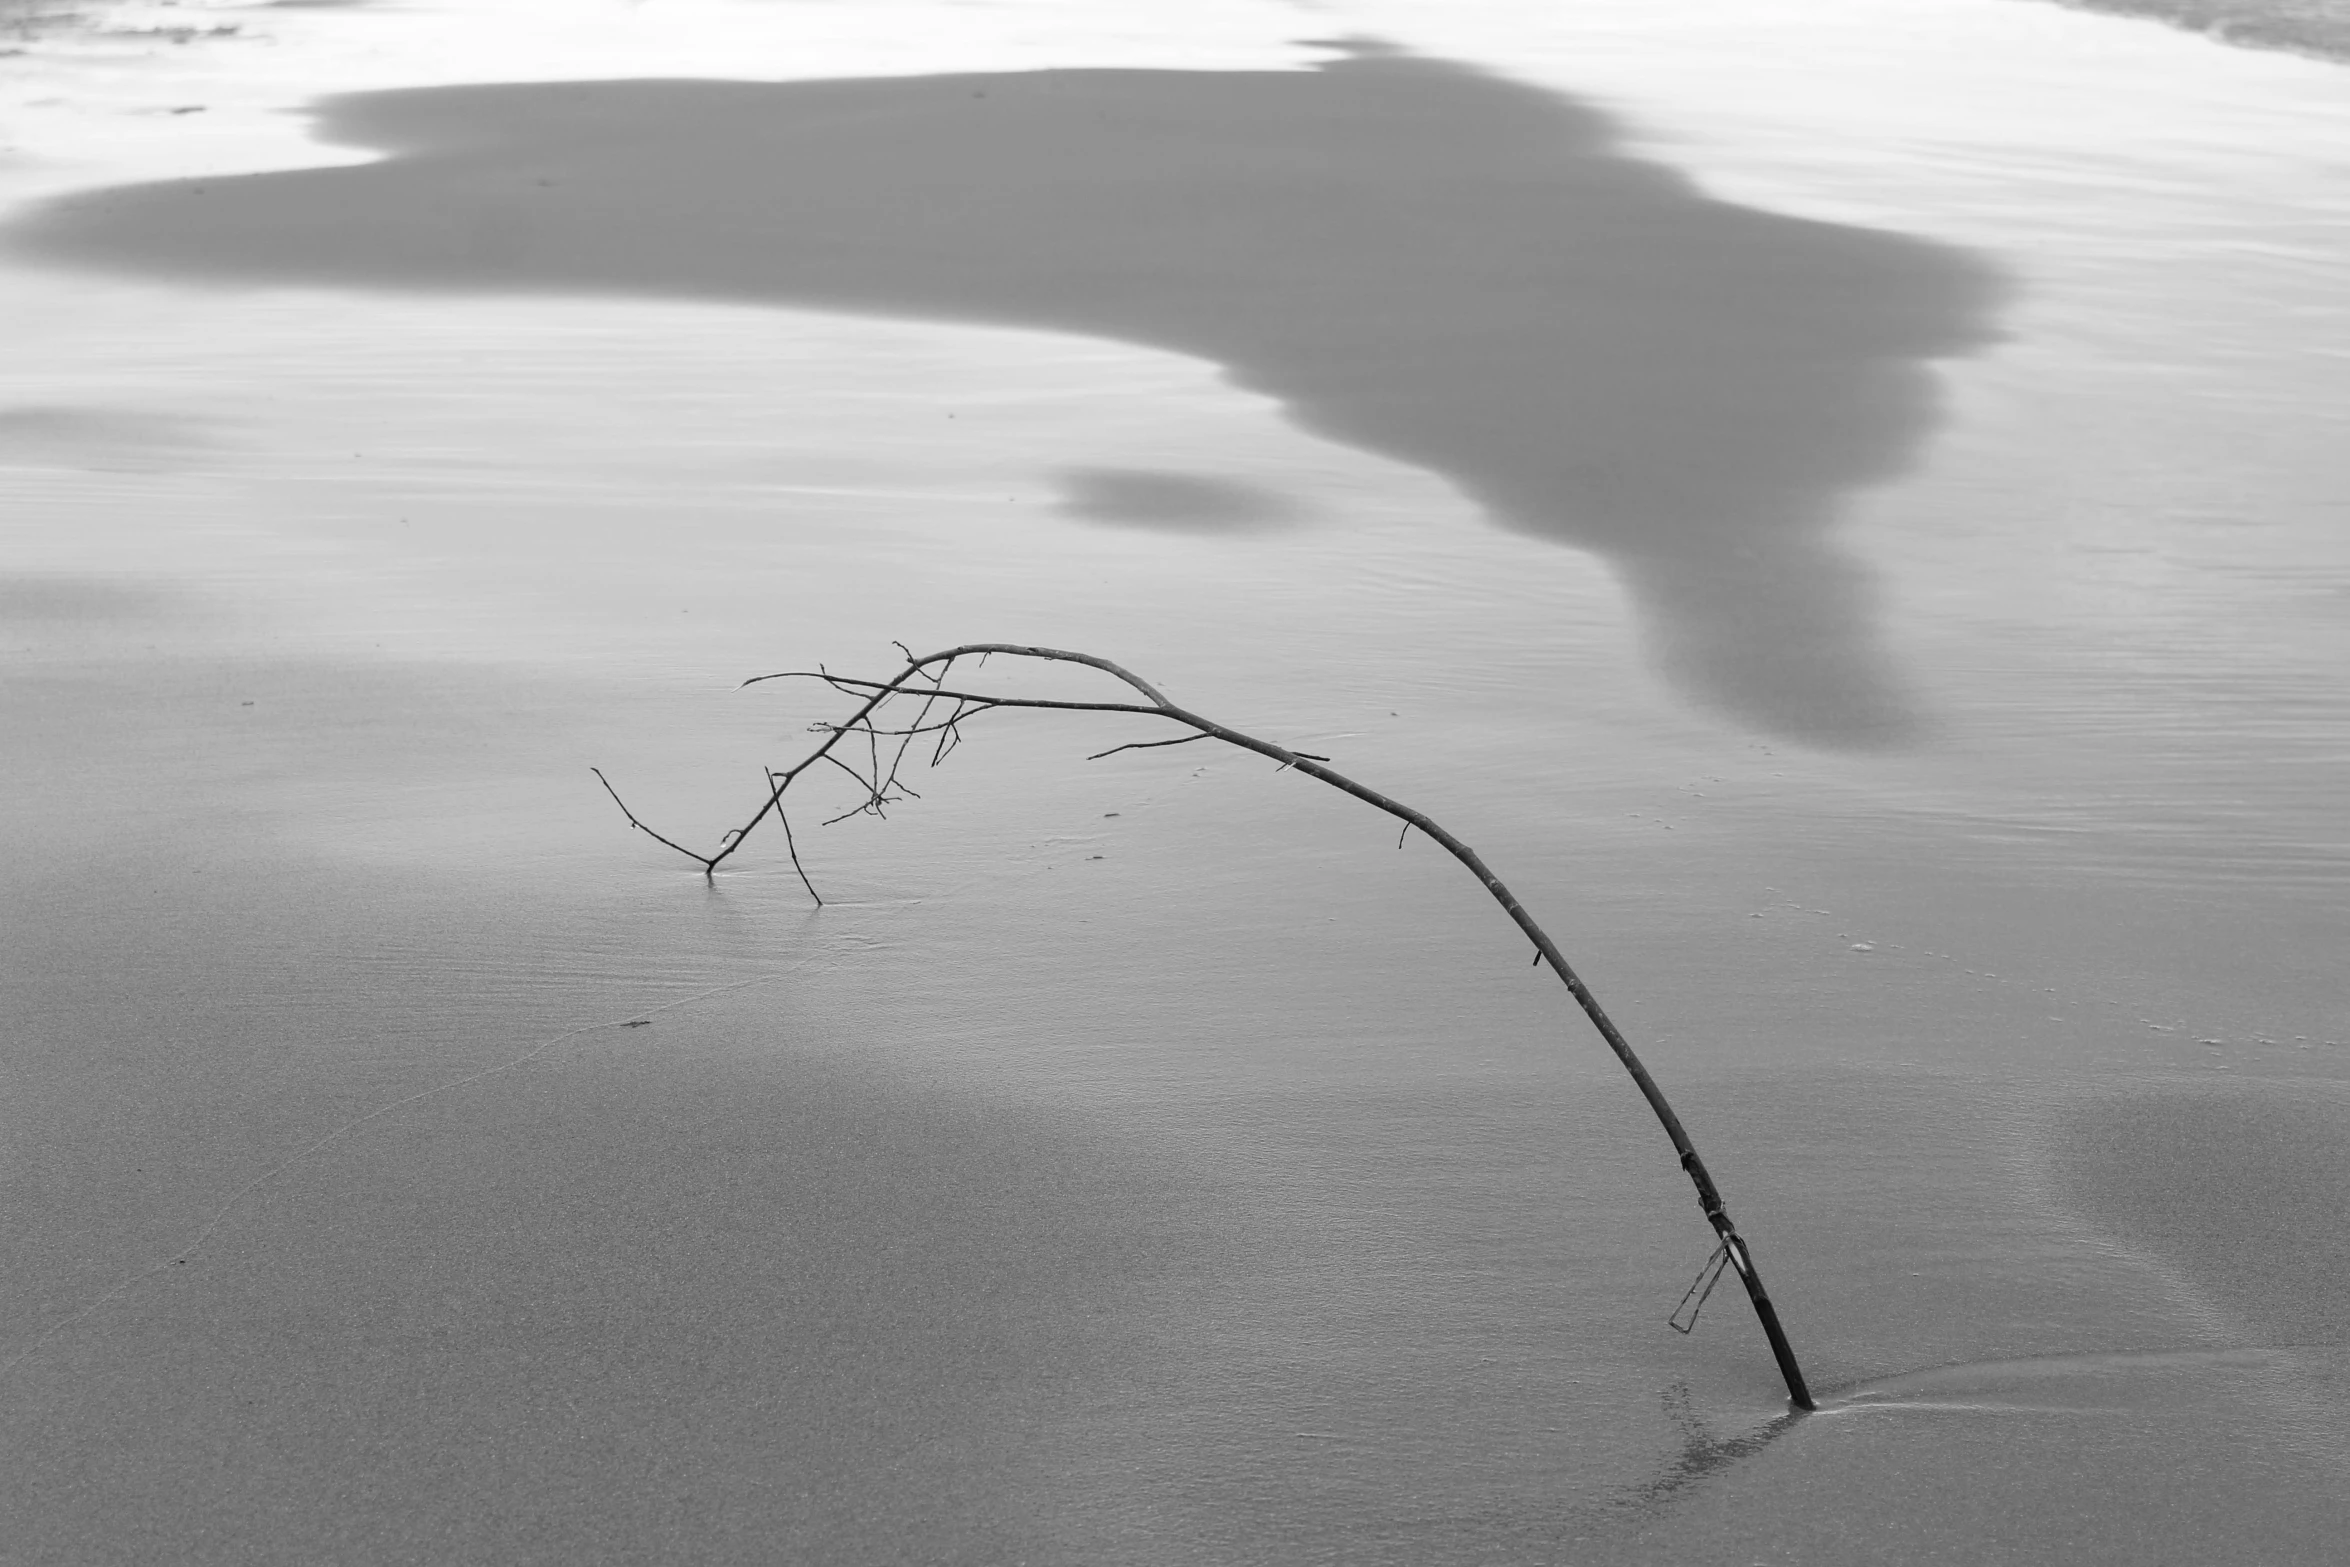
[5,1,2348,1561]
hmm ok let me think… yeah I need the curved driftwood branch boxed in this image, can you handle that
[596,642,1815,1410]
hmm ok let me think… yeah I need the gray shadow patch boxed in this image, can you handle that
[0,48,2006,747]
[1054,467,1299,534]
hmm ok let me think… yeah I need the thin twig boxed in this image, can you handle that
[818,749,882,808]
[749,671,1161,718]
[772,775,821,907]
[835,711,989,740]
[591,767,714,871]
[879,657,951,801]
[1087,732,1212,762]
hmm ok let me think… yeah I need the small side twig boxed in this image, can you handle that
[1668,1242,1734,1334]
[771,772,821,907]
[591,766,716,872]
[1088,732,1212,762]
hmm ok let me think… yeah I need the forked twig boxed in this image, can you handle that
[593,642,1815,1411]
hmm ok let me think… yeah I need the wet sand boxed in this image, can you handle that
[9,46,2000,745]
[5,1,2349,1561]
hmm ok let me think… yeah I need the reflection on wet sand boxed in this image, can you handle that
[2,44,2001,745]
[1616,1382,1801,1516]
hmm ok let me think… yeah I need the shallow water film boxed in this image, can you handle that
[4,2,2348,1562]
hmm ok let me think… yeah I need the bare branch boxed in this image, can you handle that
[590,641,1816,1412]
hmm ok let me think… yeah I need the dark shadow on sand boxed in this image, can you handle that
[2,44,2003,746]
